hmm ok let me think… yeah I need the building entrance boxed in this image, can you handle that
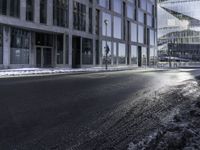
[72,36,81,68]
[138,46,142,67]
[36,47,52,68]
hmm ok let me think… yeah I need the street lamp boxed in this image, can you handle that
[104,19,110,70]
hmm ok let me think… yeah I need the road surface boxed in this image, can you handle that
[0,69,199,150]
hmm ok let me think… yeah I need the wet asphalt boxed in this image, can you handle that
[0,69,200,150]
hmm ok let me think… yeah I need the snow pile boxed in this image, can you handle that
[128,100,200,150]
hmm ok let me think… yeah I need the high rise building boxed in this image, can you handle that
[0,0,157,69]
[158,0,200,61]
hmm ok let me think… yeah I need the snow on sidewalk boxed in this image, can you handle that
[0,66,157,78]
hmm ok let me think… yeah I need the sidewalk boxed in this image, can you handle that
[0,66,163,78]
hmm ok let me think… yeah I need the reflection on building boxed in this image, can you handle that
[158,0,200,62]
[0,0,157,69]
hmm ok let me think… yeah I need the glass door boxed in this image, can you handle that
[36,47,52,68]
[36,47,42,67]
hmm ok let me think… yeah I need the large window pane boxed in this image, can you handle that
[102,13,112,37]
[10,28,30,64]
[113,16,122,39]
[97,0,110,9]
[150,29,155,46]
[138,25,144,43]
[57,35,64,64]
[40,0,47,24]
[10,0,20,18]
[53,0,68,27]
[0,26,3,64]
[73,2,86,31]
[131,45,138,65]
[102,41,111,64]
[113,0,122,14]
[82,38,93,65]
[127,3,134,19]
[0,0,7,15]
[138,9,144,23]
[142,47,147,66]
[118,43,126,64]
[26,0,34,21]
[131,23,137,42]
[113,42,117,65]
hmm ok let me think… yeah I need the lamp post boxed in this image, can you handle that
[104,19,109,70]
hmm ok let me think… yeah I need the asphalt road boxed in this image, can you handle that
[0,69,200,150]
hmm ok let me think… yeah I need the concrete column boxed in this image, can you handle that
[68,34,72,68]
[47,0,53,26]
[34,0,40,23]
[20,0,26,21]
[68,0,73,68]
[63,33,66,66]
[3,26,10,68]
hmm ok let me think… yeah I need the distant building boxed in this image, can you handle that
[158,0,200,62]
[0,0,157,69]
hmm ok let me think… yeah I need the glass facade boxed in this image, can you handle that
[10,29,30,64]
[158,0,200,61]
[0,0,157,68]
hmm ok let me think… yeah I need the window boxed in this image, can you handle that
[89,8,93,33]
[53,0,68,27]
[113,42,117,65]
[102,12,112,37]
[138,25,144,43]
[118,43,126,64]
[26,0,34,21]
[131,23,137,42]
[73,2,86,31]
[113,0,122,14]
[131,45,137,65]
[142,47,147,66]
[113,16,122,39]
[127,3,134,19]
[0,0,20,17]
[97,0,111,10]
[0,0,7,15]
[95,9,100,35]
[138,9,144,23]
[10,0,20,17]
[0,26,3,64]
[96,40,99,65]
[40,0,47,24]
[102,41,111,65]
[66,35,69,64]
[35,33,53,46]
[57,35,64,64]
[82,38,93,65]
[10,28,30,64]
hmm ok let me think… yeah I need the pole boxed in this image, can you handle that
[105,23,108,70]
[104,19,109,70]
